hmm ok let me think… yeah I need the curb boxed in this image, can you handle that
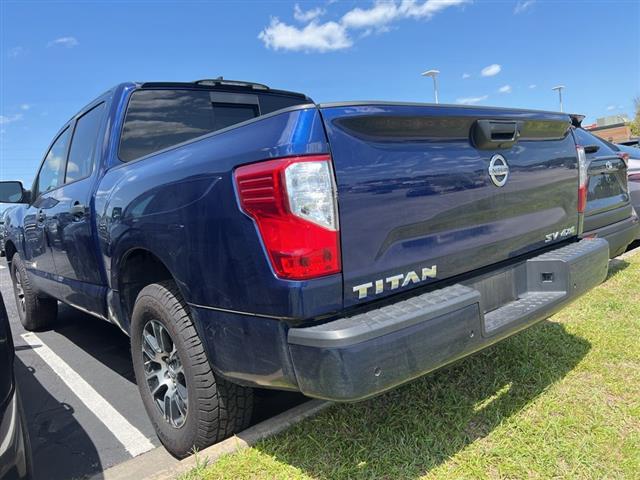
[616,242,640,260]
[98,399,331,480]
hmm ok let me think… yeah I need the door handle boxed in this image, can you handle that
[69,202,86,218]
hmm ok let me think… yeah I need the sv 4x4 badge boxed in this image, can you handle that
[545,226,576,243]
[353,265,437,299]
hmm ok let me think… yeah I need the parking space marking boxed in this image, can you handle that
[0,265,5,269]
[21,331,155,457]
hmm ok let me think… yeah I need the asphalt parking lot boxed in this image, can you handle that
[0,265,305,480]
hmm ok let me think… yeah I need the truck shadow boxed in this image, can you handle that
[13,356,103,480]
[255,320,591,479]
[50,304,307,424]
[51,304,137,382]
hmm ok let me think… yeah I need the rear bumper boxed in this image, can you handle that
[583,214,640,258]
[287,238,609,401]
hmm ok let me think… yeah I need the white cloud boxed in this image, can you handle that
[481,64,501,77]
[260,0,470,52]
[47,36,79,48]
[456,95,488,105]
[514,0,536,14]
[462,72,470,79]
[498,84,512,94]
[258,18,351,52]
[401,0,470,18]
[294,4,325,22]
[20,104,31,111]
[341,2,399,29]
[0,113,23,125]
[529,84,537,89]
[606,105,616,111]
[8,46,24,58]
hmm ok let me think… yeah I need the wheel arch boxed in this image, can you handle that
[4,240,18,269]
[116,247,188,328]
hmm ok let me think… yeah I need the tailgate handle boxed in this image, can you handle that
[472,120,520,150]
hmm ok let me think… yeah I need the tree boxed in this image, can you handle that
[631,96,640,137]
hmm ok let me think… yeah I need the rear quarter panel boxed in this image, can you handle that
[95,105,342,321]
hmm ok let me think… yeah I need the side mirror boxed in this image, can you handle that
[0,181,28,204]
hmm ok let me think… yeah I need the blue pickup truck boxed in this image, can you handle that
[0,79,636,457]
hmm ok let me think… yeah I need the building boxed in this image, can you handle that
[585,114,637,143]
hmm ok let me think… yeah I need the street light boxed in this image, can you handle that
[421,69,440,104]
[552,85,565,112]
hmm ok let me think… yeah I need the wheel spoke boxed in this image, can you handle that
[141,319,188,429]
[152,322,170,354]
[164,392,172,423]
[172,389,187,421]
[142,334,160,361]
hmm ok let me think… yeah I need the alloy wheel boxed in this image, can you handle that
[13,268,26,314]
[141,320,188,428]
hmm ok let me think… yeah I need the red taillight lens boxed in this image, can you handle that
[235,155,341,280]
[576,145,588,213]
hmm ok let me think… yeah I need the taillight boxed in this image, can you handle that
[576,145,588,213]
[235,155,341,280]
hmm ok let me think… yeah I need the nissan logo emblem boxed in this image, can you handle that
[488,154,510,187]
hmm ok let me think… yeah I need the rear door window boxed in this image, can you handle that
[66,103,105,183]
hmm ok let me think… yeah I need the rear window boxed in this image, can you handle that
[119,88,307,162]
[573,128,617,156]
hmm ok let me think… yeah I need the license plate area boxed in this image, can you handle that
[467,269,518,314]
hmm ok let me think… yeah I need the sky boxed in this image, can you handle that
[1,0,639,188]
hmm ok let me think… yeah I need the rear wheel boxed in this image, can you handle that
[130,281,253,458]
[10,253,57,331]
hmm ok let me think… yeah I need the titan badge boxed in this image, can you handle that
[353,265,437,299]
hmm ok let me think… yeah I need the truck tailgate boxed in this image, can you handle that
[319,103,579,307]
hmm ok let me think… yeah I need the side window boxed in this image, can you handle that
[37,128,71,196]
[66,103,105,183]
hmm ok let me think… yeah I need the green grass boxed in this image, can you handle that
[181,253,640,480]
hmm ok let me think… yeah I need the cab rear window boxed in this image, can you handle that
[119,89,305,162]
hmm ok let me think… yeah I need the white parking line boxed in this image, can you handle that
[0,265,6,269]
[21,332,155,457]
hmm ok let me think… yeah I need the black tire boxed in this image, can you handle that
[10,253,57,331]
[130,281,253,458]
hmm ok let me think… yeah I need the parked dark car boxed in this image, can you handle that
[0,217,5,258]
[0,207,17,258]
[572,127,639,256]
[610,144,640,223]
[0,292,32,480]
[617,138,639,147]
[0,79,622,457]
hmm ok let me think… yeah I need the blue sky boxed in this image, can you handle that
[1,0,639,187]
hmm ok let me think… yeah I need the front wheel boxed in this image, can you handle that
[10,253,57,331]
[130,281,253,458]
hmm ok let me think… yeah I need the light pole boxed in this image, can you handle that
[552,85,565,112]
[421,69,440,104]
